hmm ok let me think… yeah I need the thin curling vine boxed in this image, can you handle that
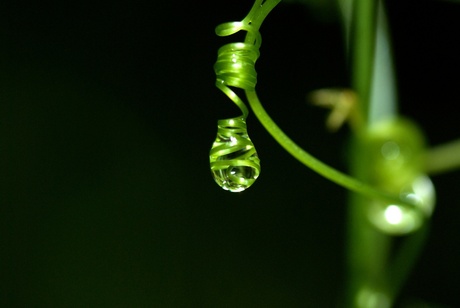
[209,0,433,234]
[209,0,281,192]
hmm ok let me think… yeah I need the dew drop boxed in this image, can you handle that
[368,175,435,235]
[209,117,260,192]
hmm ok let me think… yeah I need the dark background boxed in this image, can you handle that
[1,0,459,306]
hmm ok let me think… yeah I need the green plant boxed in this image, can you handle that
[209,0,460,306]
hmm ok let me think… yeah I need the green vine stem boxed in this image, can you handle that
[246,90,418,212]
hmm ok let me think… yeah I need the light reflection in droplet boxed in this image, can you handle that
[384,205,403,225]
[368,175,435,235]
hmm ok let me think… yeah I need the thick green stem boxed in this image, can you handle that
[346,0,388,307]
[346,1,430,307]
[351,0,377,125]
[346,142,392,308]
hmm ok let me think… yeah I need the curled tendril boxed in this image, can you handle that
[210,0,281,192]
[214,40,259,118]
[209,0,434,230]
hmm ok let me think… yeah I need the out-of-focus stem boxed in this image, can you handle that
[351,0,377,125]
[426,139,460,174]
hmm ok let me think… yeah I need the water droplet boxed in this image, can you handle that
[368,175,435,235]
[364,118,435,234]
[210,117,260,192]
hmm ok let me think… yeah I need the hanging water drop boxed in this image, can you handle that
[368,175,436,235]
[364,118,436,235]
[210,117,260,192]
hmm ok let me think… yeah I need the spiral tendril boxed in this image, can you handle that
[210,0,280,192]
[213,22,262,116]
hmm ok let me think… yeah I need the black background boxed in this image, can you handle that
[1,0,459,306]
